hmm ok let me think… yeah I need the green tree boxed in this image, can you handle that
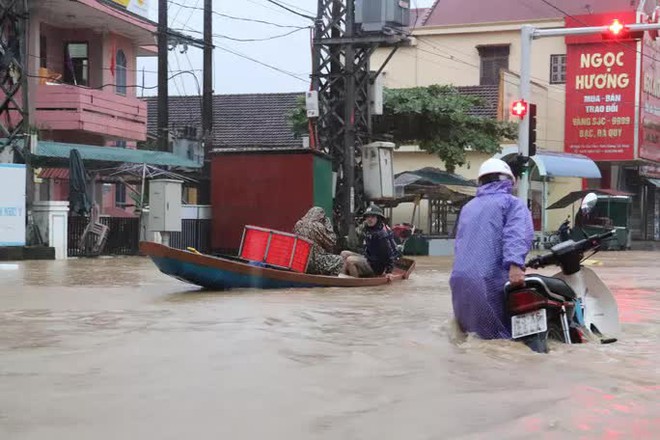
[289,96,309,139]
[377,85,517,173]
[291,85,517,173]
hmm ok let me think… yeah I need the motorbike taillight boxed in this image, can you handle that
[507,289,548,314]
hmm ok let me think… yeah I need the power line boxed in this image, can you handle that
[176,0,201,31]
[171,26,309,42]
[400,46,568,107]
[169,0,187,28]
[538,0,659,63]
[27,70,201,91]
[215,44,308,82]
[271,0,315,15]
[415,37,568,96]
[405,46,650,110]
[167,0,308,28]
[170,22,310,82]
[262,0,315,20]
[171,53,187,96]
[244,0,311,21]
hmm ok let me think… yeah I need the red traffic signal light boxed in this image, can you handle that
[602,18,643,40]
[511,99,528,119]
[608,19,624,35]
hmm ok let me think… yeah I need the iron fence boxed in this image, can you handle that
[68,216,140,257]
[169,219,212,254]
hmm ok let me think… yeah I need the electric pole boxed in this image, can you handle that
[202,0,213,152]
[0,0,29,150]
[312,0,408,247]
[157,0,169,152]
[342,0,357,244]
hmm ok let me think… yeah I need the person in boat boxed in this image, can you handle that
[341,205,400,280]
[293,207,344,276]
[450,158,534,339]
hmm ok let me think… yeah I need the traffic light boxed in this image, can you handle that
[609,19,624,36]
[511,99,528,119]
[602,18,644,40]
[528,103,537,157]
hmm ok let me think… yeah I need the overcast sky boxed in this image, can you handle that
[137,0,435,96]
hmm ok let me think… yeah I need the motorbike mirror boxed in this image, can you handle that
[581,192,598,214]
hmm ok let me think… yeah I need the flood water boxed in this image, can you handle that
[0,252,658,439]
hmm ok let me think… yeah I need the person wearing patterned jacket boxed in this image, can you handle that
[450,158,535,339]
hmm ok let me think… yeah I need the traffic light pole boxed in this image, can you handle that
[518,25,533,205]
[517,21,660,204]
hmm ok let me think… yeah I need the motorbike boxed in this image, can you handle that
[543,216,572,249]
[558,217,572,242]
[392,223,416,253]
[505,193,621,353]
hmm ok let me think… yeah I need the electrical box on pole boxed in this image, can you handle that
[355,0,411,33]
[369,71,384,116]
[305,91,319,118]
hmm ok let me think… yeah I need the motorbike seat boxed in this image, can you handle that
[524,274,577,300]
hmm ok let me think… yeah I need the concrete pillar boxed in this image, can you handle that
[138,208,157,243]
[32,201,69,259]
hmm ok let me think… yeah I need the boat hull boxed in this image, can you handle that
[141,241,415,290]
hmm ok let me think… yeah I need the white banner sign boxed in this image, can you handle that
[109,0,150,19]
[0,164,26,246]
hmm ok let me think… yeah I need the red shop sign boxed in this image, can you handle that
[639,33,660,163]
[564,42,638,161]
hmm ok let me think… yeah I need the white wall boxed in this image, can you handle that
[0,164,26,247]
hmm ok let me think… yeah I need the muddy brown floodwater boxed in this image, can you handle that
[0,252,658,439]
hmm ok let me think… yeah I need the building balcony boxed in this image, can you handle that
[34,84,147,142]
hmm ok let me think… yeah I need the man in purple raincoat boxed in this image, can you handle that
[450,158,535,339]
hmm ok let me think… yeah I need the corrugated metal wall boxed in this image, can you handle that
[211,151,317,252]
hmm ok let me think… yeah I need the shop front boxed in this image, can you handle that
[564,12,660,240]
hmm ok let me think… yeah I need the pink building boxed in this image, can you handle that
[26,0,160,216]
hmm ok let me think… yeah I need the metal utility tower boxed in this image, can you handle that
[312,0,406,245]
[0,0,29,152]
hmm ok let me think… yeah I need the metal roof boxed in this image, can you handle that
[34,140,202,168]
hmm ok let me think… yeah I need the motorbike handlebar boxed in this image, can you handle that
[527,253,555,269]
[527,229,615,269]
[599,230,616,240]
[576,229,616,252]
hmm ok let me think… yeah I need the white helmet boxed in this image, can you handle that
[478,158,515,181]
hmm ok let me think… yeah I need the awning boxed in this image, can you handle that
[34,141,202,168]
[497,147,601,179]
[38,167,69,179]
[395,167,476,187]
[394,168,476,203]
[646,178,660,187]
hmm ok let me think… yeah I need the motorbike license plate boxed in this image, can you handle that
[511,309,548,339]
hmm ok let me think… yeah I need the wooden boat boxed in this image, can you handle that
[140,241,416,290]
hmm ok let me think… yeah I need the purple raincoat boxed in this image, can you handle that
[450,180,534,339]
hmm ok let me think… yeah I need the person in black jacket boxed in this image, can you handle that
[341,205,400,279]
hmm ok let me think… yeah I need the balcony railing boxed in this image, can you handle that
[35,84,147,141]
